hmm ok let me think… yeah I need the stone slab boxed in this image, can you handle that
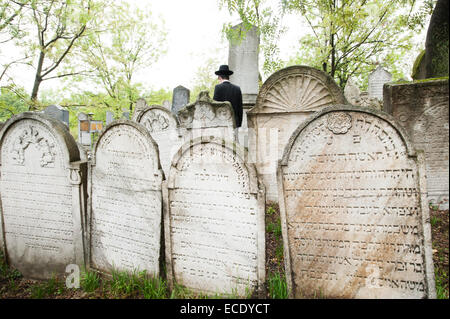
[383,79,449,209]
[278,105,435,298]
[248,65,347,202]
[164,136,265,296]
[89,120,164,276]
[0,112,86,280]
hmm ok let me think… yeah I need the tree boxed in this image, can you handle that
[0,0,30,85]
[77,1,167,114]
[282,0,435,87]
[23,0,105,105]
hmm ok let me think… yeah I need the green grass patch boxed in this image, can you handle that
[29,275,65,299]
[267,271,288,299]
[435,267,449,299]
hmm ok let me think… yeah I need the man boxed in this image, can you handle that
[213,65,243,128]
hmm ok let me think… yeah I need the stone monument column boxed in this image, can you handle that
[228,22,260,133]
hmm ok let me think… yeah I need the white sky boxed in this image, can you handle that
[2,0,428,97]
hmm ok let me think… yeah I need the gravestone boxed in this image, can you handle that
[131,98,148,121]
[278,105,435,298]
[172,85,190,115]
[247,65,347,202]
[228,23,260,109]
[78,112,91,146]
[344,78,361,105]
[368,66,392,100]
[414,0,449,79]
[136,105,182,177]
[384,79,449,209]
[121,109,130,120]
[162,100,171,110]
[0,112,87,279]
[89,120,164,275]
[178,91,236,142]
[43,105,69,127]
[164,136,265,296]
[105,111,114,125]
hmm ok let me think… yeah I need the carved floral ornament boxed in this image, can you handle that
[11,125,56,167]
[143,111,170,133]
[326,112,352,134]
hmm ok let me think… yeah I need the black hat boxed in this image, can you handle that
[215,65,234,76]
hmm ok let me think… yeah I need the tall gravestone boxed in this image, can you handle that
[414,0,449,80]
[368,66,392,100]
[178,91,236,142]
[43,105,70,127]
[105,111,114,125]
[131,98,148,122]
[0,113,87,279]
[172,86,190,115]
[278,105,435,298]
[136,104,182,177]
[164,136,265,296]
[384,79,449,209]
[89,120,164,275]
[247,65,347,201]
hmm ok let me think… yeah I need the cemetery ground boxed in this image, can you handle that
[0,203,448,299]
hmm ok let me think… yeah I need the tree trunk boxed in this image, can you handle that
[30,51,45,109]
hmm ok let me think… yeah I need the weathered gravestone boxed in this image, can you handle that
[278,105,435,298]
[136,105,182,178]
[105,111,114,125]
[247,65,347,202]
[89,120,164,275]
[43,104,70,127]
[131,98,148,122]
[178,91,236,142]
[164,136,265,296]
[344,78,361,105]
[0,112,87,279]
[368,66,392,100]
[413,0,449,80]
[228,23,260,112]
[172,85,190,115]
[384,79,449,209]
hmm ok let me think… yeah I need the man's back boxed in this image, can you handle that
[213,81,243,127]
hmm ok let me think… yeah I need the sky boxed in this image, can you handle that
[2,0,428,97]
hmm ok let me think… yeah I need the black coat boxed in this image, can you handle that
[213,81,243,127]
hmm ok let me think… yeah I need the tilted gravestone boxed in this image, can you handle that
[136,105,182,178]
[278,105,435,298]
[247,65,347,202]
[384,79,449,209]
[178,91,236,142]
[368,66,392,100]
[43,104,70,127]
[164,136,266,297]
[0,112,87,279]
[172,85,190,115]
[89,120,164,275]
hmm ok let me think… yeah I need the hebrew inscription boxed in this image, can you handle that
[279,108,435,298]
[0,116,84,279]
[90,122,163,275]
[166,138,264,296]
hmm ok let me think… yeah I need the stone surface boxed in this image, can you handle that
[105,111,114,125]
[136,105,182,177]
[278,105,435,298]
[383,79,449,209]
[178,91,236,142]
[416,0,449,79]
[247,65,347,202]
[228,22,260,107]
[368,66,392,100]
[344,78,361,105]
[0,112,87,280]
[43,105,69,127]
[131,98,148,121]
[78,112,91,146]
[172,85,190,115]
[89,120,164,276]
[164,136,265,296]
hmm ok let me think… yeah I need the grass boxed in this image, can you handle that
[30,275,65,299]
[435,268,449,299]
[267,271,288,299]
